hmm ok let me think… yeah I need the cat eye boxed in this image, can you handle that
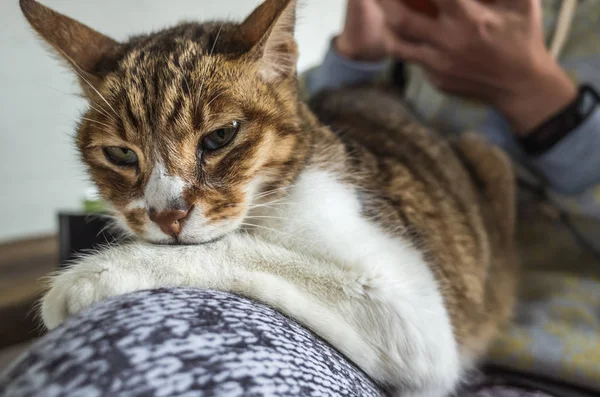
[103,147,139,167]
[202,121,241,151]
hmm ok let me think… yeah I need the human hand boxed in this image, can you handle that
[379,0,577,134]
[336,0,388,61]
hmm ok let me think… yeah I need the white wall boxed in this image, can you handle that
[0,0,345,242]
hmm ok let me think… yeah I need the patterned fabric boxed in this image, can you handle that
[463,369,596,397]
[1,288,593,397]
[489,273,600,393]
[299,0,600,391]
[0,289,383,397]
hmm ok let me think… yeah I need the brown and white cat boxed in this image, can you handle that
[21,0,518,395]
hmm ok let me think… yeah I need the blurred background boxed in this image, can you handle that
[0,0,344,367]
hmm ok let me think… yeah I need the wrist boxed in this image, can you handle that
[517,85,600,156]
[495,57,577,136]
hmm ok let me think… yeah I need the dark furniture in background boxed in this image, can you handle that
[58,212,124,266]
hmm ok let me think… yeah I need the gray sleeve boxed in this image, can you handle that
[304,41,389,97]
[529,108,600,195]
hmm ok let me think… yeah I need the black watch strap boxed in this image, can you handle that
[518,84,600,156]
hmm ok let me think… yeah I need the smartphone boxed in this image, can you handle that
[401,0,439,17]
[401,0,493,18]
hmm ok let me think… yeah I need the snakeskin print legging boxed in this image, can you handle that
[0,288,572,397]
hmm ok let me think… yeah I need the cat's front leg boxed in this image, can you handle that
[41,243,167,330]
[41,236,340,330]
[40,236,363,333]
[41,234,459,397]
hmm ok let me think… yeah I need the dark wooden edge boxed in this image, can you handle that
[0,235,56,349]
[0,234,58,267]
[0,295,46,350]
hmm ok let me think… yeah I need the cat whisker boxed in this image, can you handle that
[183,73,193,107]
[97,225,111,239]
[260,194,297,204]
[75,72,120,120]
[204,112,246,125]
[198,23,224,106]
[249,197,294,207]
[35,83,117,124]
[249,197,297,206]
[34,83,82,99]
[80,117,114,131]
[240,222,290,237]
[205,90,227,109]
[252,191,288,201]
[244,215,290,221]
[252,184,297,200]
[85,213,120,239]
[247,203,296,212]
[204,111,234,118]
[53,47,120,120]
[88,104,118,123]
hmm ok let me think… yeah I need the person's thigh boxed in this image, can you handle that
[0,288,382,397]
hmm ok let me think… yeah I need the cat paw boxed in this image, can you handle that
[41,261,141,330]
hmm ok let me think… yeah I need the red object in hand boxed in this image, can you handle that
[401,0,494,18]
[401,0,439,17]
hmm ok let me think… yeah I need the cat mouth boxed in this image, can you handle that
[158,233,228,246]
[143,214,243,246]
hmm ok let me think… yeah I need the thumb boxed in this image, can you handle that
[344,0,381,31]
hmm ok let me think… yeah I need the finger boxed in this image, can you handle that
[379,0,441,44]
[344,0,375,27]
[383,27,437,64]
[431,0,485,17]
[346,0,377,20]
[429,0,463,16]
[494,0,538,15]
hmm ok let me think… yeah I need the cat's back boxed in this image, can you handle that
[307,85,484,236]
[308,85,518,356]
[308,85,426,158]
[307,85,479,206]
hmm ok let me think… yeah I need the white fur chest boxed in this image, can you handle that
[250,169,429,283]
[44,166,461,396]
[248,168,460,395]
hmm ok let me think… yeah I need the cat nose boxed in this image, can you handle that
[148,206,192,237]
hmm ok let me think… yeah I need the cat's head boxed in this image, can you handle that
[21,0,309,244]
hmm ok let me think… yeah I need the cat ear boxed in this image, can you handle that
[239,0,298,82]
[20,0,122,96]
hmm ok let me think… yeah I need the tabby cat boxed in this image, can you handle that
[21,0,518,395]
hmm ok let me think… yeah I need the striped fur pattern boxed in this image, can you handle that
[22,0,518,395]
[21,0,307,244]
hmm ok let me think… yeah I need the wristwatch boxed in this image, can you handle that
[518,84,600,156]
